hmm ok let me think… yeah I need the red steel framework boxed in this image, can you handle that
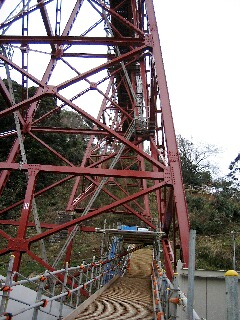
[0,0,189,279]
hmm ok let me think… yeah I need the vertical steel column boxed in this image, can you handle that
[225,270,240,320]
[55,0,62,36]
[12,166,39,273]
[145,0,190,266]
[21,0,29,101]
[187,229,196,320]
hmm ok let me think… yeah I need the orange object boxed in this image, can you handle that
[1,286,12,292]
[169,297,180,304]
[39,276,46,282]
[157,311,164,319]
[3,313,13,320]
[41,299,48,308]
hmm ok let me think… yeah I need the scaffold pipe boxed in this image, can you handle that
[152,259,201,320]
[0,245,144,319]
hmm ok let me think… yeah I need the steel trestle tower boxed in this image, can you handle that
[0,0,189,279]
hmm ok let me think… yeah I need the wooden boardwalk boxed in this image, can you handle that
[73,248,154,320]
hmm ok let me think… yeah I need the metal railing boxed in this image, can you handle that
[151,259,202,320]
[0,245,143,320]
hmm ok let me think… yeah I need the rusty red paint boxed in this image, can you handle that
[0,0,189,275]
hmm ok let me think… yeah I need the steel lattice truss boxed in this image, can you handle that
[0,0,190,279]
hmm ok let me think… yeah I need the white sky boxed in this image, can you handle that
[153,0,240,176]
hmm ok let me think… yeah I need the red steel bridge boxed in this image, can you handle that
[0,0,190,309]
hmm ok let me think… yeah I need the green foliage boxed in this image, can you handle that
[0,171,27,214]
[188,196,230,235]
[0,80,89,212]
[228,153,240,187]
[196,236,234,270]
[177,136,240,269]
[186,183,240,270]
[177,135,217,188]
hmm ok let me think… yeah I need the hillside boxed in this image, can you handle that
[1,82,240,275]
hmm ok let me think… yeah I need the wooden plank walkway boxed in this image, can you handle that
[72,248,154,320]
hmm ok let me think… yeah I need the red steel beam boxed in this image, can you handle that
[145,0,190,266]
[12,167,38,272]
[0,162,164,180]
[0,35,145,46]
[28,181,164,244]
[0,220,95,232]
[56,93,166,170]
[0,0,190,276]
[31,127,115,135]
[3,181,163,266]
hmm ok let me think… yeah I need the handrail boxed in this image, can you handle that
[151,259,202,320]
[0,245,143,319]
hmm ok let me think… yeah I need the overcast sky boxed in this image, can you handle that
[153,0,240,176]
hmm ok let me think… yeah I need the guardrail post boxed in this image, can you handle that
[32,272,47,320]
[187,229,196,320]
[89,256,95,295]
[98,259,103,290]
[58,262,68,320]
[168,273,180,320]
[0,255,14,316]
[49,275,56,313]
[225,270,239,320]
[152,260,164,320]
[86,261,90,285]
[121,253,128,277]
[70,276,75,307]
[154,238,162,262]
[161,271,170,319]
[76,264,84,307]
